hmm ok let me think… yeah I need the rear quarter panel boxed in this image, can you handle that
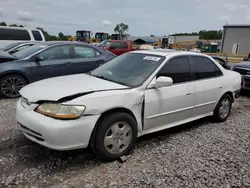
[221,70,241,97]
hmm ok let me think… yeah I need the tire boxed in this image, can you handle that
[213,94,232,122]
[0,74,27,98]
[93,112,137,161]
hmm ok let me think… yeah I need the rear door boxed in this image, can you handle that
[69,45,105,74]
[30,45,73,82]
[189,55,224,117]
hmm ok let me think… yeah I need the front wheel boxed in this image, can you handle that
[0,74,27,98]
[213,94,232,122]
[93,112,137,161]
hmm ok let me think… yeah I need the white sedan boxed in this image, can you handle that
[16,51,241,160]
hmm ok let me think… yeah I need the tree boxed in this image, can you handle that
[0,22,7,26]
[19,25,24,27]
[114,23,129,39]
[150,35,155,37]
[9,24,18,27]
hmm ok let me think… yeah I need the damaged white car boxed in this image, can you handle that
[16,51,241,160]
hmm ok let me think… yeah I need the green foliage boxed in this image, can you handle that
[199,30,222,40]
[114,23,129,39]
[0,22,7,26]
[171,30,223,40]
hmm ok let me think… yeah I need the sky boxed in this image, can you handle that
[0,0,250,36]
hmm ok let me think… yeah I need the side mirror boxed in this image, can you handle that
[109,46,115,50]
[34,56,43,62]
[154,76,173,88]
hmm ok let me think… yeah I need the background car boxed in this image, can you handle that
[211,56,232,70]
[0,26,45,48]
[1,41,39,54]
[0,41,116,98]
[231,61,250,90]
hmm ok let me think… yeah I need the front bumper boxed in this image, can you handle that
[16,98,100,151]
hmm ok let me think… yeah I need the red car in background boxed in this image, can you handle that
[97,40,136,56]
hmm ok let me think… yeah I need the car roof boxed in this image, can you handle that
[131,50,209,57]
[38,41,96,47]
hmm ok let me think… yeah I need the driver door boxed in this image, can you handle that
[143,56,195,131]
[30,45,73,82]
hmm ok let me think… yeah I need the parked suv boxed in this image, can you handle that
[0,26,45,48]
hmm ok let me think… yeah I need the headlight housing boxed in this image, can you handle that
[35,103,86,120]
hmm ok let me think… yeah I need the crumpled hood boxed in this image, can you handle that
[20,74,129,102]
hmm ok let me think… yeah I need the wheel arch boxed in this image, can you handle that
[0,71,30,84]
[88,107,138,148]
[223,91,234,103]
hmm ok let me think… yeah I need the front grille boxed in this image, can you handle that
[19,124,44,142]
[233,67,250,75]
[25,133,44,142]
[20,124,42,137]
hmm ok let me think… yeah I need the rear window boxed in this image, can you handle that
[0,28,31,40]
[32,30,43,41]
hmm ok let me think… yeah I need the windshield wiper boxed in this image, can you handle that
[90,74,130,87]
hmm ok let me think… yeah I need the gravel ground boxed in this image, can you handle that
[0,95,250,188]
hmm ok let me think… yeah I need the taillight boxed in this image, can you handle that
[242,77,245,88]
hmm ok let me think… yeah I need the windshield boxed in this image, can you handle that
[12,44,47,59]
[97,40,111,47]
[90,53,165,87]
[2,42,21,51]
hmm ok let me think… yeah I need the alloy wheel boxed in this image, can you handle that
[1,77,25,98]
[219,98,230,119]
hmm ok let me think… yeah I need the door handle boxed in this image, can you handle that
[186,93,192,96]
[219,86,223,88]
[66,62,71,67]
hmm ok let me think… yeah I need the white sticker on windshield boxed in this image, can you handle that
[143,56,161,61]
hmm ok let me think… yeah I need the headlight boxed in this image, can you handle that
[35,103,86,120]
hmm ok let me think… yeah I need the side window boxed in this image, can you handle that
[157,56,190,84]
[32,30,43,41]
[74,46,96,58]
[10,44,32,53]
[110,42,128,49]
[38,46,71,61]
[0,28,31,40]
[191,56,223,80]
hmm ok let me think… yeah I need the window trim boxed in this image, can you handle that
[72,45,97,59]
[32,30,43,41]
[156,55,192,86]
[0,28,31,41]
[32,44,73,61]
[188,55,223,81]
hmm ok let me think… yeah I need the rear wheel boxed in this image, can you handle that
[0,74,27,98]
[93,112,137,161]
[213,94,232,122]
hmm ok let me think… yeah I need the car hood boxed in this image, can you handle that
[20,74,129,102]
[0,50,17,62]
[233,61,250,69]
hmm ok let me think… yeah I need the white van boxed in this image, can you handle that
[0,26,45,49]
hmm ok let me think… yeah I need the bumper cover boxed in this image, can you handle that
[16,98,100,151]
